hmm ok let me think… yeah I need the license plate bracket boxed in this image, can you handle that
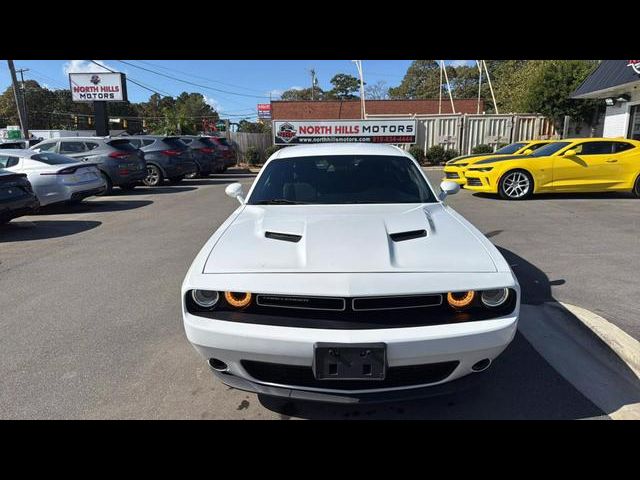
[313,343,387,380]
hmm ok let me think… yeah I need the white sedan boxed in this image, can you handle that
[182,143,519,403]
[0,149,106,207]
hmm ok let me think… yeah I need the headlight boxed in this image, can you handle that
[480,288,509,307]
[191,289,220,309]
[224,291,252,308]
[470,167,493,172]
[447,291,475,309]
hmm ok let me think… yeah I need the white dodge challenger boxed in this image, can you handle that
[182,143,519,403]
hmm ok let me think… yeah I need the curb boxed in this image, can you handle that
[518,302,640,420]
[559,302,640,380]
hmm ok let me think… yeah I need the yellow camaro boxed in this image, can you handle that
[463,138,640,200]
[443,140,553,186]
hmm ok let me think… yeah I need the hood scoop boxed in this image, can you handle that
[265,231,302,243]
[389,229,427,242]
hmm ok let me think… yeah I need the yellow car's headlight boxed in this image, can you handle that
[470,167,493,172]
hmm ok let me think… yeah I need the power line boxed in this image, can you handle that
[89,60,172,97]
[136,60,270,94]
[116,60,271,99]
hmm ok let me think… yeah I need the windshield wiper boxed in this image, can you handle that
[255,199,308,205]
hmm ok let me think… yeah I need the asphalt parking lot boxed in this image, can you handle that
[0,167,637,419]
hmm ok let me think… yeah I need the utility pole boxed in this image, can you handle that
[309,69,317,100]
[7,60,28,139]
[16,68,30,137]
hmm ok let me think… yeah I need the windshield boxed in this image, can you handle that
[247,155,436,205]
[495,143,527,154]
[32,153,78,165]
[529,142,571,157]
[162,138,188,150]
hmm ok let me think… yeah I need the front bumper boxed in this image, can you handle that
[184,310,518,398]
[442,167,467,186]
[460,173,498,193]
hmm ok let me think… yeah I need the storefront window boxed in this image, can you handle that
[629,105,640,140]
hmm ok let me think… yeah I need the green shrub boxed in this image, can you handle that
[425,145,448,165]
[471,144,494,154]
[264,145,281,159]
[244,146,261,165]
[407,146,425,165]
[443,149,460,162]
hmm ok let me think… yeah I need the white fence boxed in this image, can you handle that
[366,114,558,154]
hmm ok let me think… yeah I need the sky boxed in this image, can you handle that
[0,60,475,121]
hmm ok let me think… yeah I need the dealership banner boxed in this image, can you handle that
[273,119,417,145]
[69,72,128,102]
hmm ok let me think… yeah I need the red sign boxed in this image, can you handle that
[257,103,272,119]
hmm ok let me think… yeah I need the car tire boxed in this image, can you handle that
[499,169,534,200]
[144,164,163,187]
[98,173,113,196]
[168,175,185,184]
[633,174,640,198]
[119,183,137,191]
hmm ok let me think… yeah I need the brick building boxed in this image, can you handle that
[271,99,486,120]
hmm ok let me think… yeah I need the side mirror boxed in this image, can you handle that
[523,149,533,155]
[225,182,245,204]
[439,181,460,201]
[563,149,577,157]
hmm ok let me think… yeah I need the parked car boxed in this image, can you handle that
[207,136,236,171]
[443,140,554,187]
[127,136,197,186]
[0,149,105,206]
[0,169,39,224]
[178,136,225,177]
[30,137,146,195]
[463,137,640,199]
[181,143,520,403]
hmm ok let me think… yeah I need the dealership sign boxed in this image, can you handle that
[257,103,272,119]
[628,61,640,75]
[69,72,128,102]
[273,119,417,145]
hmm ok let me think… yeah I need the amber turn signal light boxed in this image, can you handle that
[447,291,475,309]
[224,291,252,308]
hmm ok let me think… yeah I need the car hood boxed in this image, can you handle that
[203,204,497,274]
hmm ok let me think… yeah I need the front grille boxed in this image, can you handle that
[466,178,482,186]
[352,294,442,311]
[256,294,345,311]
[445,171,460,179]
[241,360,459,390]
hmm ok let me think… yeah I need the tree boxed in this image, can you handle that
[238,119,270,133]
[365,80,389,100]
[327,73,361,100]
[388,60,452,99]
[522,60,599,129]
[280,86,324,101]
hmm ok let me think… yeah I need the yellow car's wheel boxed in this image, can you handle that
[499,169,533,200]
[633,174,640,199]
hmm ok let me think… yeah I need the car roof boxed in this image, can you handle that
[0,149,36,157]
[561,137,640,144]
[273,143,407,159]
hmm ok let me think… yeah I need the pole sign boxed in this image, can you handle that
[257,103,272,119]
[69,72,128,102]
[273,119,417,145]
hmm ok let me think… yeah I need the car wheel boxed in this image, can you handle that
[499,169,533,200]
[144,165,163,187]
[98,173,113,196]
[633,174,640,198]
[168,175,185,184]
[119,183,137,191]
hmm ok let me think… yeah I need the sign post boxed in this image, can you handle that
[272,119,417,145]
[68,72,128,136]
